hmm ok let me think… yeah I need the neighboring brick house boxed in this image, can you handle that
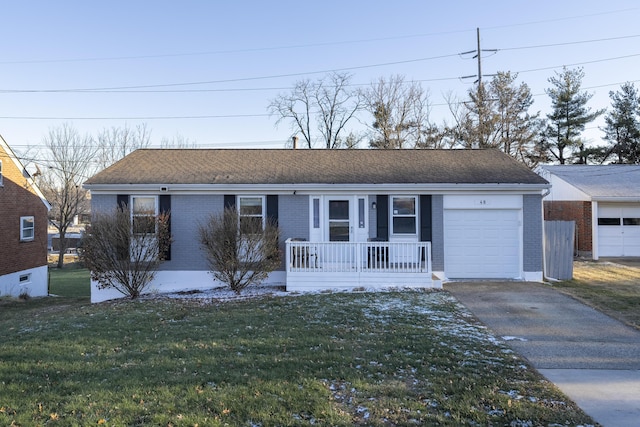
[0,135,51,297]
[538,165,640,259]
[85,148,549,302]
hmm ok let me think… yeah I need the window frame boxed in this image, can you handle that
[623,218,640,226]
[238,196,266,232]
[131,196,158,235]
[390,196,417,235]
[20,216,35,241]
[598,217,621,226]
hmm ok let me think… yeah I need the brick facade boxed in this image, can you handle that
[0,146,49,277]
[543,200,592,257]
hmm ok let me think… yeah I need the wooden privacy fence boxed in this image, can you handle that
[544,220,575,280]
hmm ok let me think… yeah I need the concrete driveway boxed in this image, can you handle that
[445,281,640,427]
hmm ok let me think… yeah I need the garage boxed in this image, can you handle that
[444,208,521,279]
[597,203,640,257]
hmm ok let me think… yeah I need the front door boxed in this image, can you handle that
[328,199,350,241]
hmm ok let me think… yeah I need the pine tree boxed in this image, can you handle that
[541,67,604,164]
[602,82,640,164]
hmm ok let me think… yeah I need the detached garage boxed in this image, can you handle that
[597,204,640,257]
[538,165,640,260]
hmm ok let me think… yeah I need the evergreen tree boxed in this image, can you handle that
[541,67,604,164]
[602,82,640,164]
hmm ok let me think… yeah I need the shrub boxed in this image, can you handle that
[81,209,171,299]
[199,207,280,294]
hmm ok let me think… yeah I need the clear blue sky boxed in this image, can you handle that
[1,1,639,153]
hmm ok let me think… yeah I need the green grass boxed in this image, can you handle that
[555,260,640,330]
[48,264,90,299]
[0,290,594,426]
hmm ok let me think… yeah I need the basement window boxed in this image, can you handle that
[19,274,31,284]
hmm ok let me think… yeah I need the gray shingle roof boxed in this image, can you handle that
[84,149,548,186]
[541,165,640,198]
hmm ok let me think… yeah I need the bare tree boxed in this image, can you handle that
[96,123,151,169]
[446,72,546,167]
[39,123,98,268]
[198,207,280,294]
[160,133,198,148]
[268,72,361,149]
[362,75,433,149]
[81,209,171,299]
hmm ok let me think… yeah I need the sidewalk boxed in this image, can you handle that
[445,281,640,427]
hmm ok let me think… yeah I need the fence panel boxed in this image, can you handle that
[544,220,575,280]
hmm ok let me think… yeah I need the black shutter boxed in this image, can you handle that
[116,195,129,260]
[376,195,388,241]
[159,195,171,261]
[116,194,129,211]
[224,195,236,210]
[419,195,432,242]
[266,195,278,226]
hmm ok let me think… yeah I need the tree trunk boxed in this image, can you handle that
[56,228,67,268]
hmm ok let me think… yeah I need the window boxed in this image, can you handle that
[598,218,621,226]
[313,198,320,228]
[623,218,640,226]
[358,198,365,228]
[392,196,416,234]
[239,196,264,232]
[20,216,35,241]
[132,196,157,234]
[19,274,31,284]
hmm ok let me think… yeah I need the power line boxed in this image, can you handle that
[1,33,638,94]
[482,7,639,31]
[0,113,270,120]
[0,53,460,93]
[0,7,634,66]
[1,53,637,121]
[0,30,474,66]
[500,34,640,52]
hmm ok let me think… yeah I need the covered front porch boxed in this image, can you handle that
[285,239,438,291]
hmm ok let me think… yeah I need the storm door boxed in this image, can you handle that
[328,199,350,241]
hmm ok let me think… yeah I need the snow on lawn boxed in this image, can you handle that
[138,285,595,425]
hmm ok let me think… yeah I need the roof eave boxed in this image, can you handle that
[85,182,550,194]
[592,196,640,202]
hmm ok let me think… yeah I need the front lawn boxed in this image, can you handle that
[555,260,640,330]
[48,264,91,299]
[0,290,594,426]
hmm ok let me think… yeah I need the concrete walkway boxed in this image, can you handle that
[444,281,640,427]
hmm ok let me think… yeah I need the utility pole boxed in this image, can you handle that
[459,28,498,148]
[460,27,497,85]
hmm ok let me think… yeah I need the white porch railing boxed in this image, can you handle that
[285,239,432,275]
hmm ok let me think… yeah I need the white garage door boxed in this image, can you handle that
[444,209,520,279]
[598,204,640,257]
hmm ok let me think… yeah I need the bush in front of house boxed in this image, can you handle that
[198,207,280,294]
[80,209,171,299]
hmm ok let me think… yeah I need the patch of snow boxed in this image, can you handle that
[502,336,528,342]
